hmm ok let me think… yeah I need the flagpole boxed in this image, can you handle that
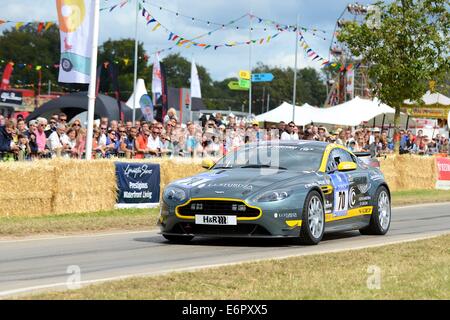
[85,0,100,161]
[132,0,139,125]
[248,9,253,118]
[189,54,194,123]
[292,14,299,123]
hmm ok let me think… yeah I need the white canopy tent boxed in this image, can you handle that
[126,78,149,109]
[255,101,323,126]
[256,97,414,127]
[404,91,450,107]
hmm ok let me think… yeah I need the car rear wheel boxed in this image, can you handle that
[162,234,194,243]
[359,186,391,235]
[298,191,325,245]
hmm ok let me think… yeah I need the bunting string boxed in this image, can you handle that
[139,4,285,55]
[297,32,360,71]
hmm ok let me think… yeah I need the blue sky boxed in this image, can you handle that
[0,0,377,80]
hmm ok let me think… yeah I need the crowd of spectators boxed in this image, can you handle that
[0,108,448,161]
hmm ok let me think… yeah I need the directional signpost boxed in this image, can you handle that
[252,73,274,83]
[239,70,251,80]
[228,81,249,91]
[228,71,273,92]
[239,78,251,89]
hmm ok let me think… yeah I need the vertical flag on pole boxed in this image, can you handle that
[0,62,14,90]
[151,53,162,100]
[346,69,354,99]
[190,58,202,99]
[56,0,95,83]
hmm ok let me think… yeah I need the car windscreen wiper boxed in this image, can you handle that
[239,164,287,170]
[212,166,234,170]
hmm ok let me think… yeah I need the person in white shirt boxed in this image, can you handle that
[147,123,162,156]
[47,124,66,157]
[281,121,297,140]
[99,124,108,147]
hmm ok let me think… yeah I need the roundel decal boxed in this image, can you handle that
[349,187,357,208]
[61,58,73,72]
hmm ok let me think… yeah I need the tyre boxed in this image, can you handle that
[298,191,325,245]
[359,186,391,235]
[162,234,194,243]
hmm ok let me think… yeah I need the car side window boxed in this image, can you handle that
[326,149,339,172]
[326,148,355,172]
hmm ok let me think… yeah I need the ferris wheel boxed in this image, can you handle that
[325,3,372,107]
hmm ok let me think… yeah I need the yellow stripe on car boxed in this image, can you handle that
[285,220,303,227]
[325,206,373,222]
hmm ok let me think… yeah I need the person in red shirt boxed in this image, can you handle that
[135,129,150,159]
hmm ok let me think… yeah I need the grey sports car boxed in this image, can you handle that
[158,141,391,245]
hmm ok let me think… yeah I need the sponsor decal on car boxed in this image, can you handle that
[273,212,298,219]
[330,172,350,217]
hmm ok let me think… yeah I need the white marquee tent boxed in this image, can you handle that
[404,91,450,107]
[256,97,413,127]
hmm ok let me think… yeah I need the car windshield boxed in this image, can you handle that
[213,144,324,172]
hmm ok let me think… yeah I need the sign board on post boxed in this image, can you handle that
[228,81,249,91]
[239,78,251,89]
[115,162,161,208]
[435,157,450,190]
[239,70,251,80]
[251,73,274,82]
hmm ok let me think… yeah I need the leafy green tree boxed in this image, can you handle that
[0,24,60,91]
[338,0,449,152]
[98,39,149,99]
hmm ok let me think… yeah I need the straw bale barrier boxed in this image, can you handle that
[0,155,438,217]
[379,155,437,191]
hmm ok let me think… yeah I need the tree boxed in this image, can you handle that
[0,24,60,91]
[159,53,213,96]
[98,39,149,99]
[338,0,450,153]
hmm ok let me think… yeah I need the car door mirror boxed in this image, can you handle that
[337,162,357,172]
[201,158,215,170]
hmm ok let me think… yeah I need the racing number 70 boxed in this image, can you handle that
[338,191,346,211]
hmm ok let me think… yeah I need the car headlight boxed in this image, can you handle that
[255,190,292,202]
[164,186,187,202]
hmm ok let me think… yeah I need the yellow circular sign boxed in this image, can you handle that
[57,0,86,33]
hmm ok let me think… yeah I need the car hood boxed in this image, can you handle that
[171,168,318,199]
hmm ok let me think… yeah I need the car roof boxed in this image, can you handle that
[247,140,329,151]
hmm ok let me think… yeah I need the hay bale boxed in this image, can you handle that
[0,161,56,217]
[379,155,437,191]
[51,159,116,214]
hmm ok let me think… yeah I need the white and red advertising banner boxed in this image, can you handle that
[436,157,450,190]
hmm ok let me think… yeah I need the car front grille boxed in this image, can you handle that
[177,199,261,218]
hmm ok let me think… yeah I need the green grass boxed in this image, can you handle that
[391,189,450,206]
[0,190,449,238]
[25,234,450,300]
[0,208,159,238]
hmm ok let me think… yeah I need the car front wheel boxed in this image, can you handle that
[298,191,325,245]
[360,186,391,235]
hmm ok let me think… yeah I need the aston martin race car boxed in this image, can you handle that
[158,141,391,245]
